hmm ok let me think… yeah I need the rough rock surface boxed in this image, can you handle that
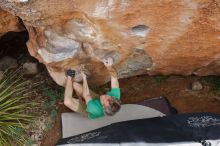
[0,8,24,37]
[23,62,38,75]
[0,56,18,70]
[0,0,220,85]
[191,81,203,91]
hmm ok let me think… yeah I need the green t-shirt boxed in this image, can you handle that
[86,88,121,119]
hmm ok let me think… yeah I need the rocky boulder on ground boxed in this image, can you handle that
[191,81,203,91]
[23,62,38,75]
[0,56,18,70]
[0,0,220,85]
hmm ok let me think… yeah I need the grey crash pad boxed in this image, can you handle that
[62,104,164,138]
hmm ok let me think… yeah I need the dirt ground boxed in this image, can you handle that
[40,75,220,146]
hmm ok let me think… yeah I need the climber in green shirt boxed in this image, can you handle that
[64,57,121,119]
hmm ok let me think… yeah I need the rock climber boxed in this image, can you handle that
[64,57,121,119]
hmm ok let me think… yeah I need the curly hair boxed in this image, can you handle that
[103,97,121,116]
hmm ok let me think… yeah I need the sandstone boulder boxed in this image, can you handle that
[0,0,220,85]
[0,8,24,37]
[23,62,38,75]
[191,81,203,91]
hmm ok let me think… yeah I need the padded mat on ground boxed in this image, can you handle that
[138,96,177,115]
[61,104,165,138]
[57,112,220,146]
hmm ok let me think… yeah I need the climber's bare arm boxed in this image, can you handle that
[103,58,119,88]
[64,76,79,111]
[109,67,119,88]
[81,72,92,104]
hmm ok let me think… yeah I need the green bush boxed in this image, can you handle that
[154,75,169,85]
[202,76,220,92]
[42,87,64,119]
[0,69,36,145]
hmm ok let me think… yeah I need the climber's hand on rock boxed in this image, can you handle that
[103,57,114,69]
[81,72,87,79]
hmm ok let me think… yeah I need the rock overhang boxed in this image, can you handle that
[0,0,219,85]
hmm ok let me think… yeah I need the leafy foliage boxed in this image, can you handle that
[202,76,220,92]
[50,109,57,119]
[43,88,63,101]
[42,87,64,119]
[154,75,169,85]
[25,138,34,146]
[0,69,36,146]
[44,121,52,132]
